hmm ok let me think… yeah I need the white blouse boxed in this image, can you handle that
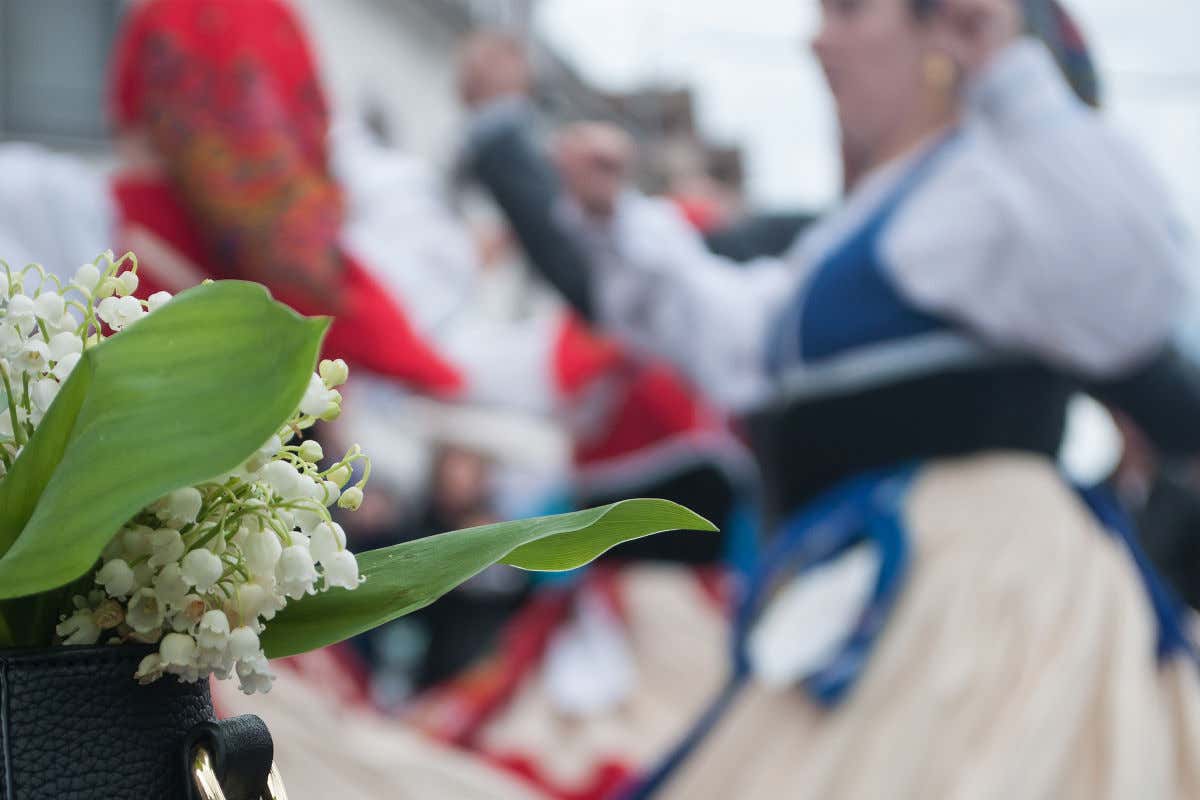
[565,39,1197,413]
[0,143,114,285]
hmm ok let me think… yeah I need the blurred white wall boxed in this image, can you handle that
[538,0,1200,235]
[290,0,466,166]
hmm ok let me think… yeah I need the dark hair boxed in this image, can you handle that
[909,0,939,19]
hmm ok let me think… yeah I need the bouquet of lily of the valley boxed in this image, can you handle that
[0,252,713,695]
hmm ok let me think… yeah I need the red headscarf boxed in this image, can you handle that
[109,0,463,394]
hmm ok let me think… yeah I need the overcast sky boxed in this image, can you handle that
[536,0,1200,233]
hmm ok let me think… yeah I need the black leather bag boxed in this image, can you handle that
[0,645,274,800]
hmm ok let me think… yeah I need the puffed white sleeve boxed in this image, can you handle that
[882,38,1196,381]
[567,193,798,411]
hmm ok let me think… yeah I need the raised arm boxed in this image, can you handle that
[882,33,1199,452]
[466,99,598,320]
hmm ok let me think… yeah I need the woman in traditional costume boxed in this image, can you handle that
[463,0,1200,796]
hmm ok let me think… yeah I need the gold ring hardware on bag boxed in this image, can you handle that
[193,746,289,800]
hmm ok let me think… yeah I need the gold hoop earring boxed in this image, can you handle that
[922,53,957,92]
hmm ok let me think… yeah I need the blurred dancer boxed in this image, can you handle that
[108,0,464,393]
[464,1,1200,797]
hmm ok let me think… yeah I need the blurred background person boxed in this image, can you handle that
[459,0,1200,796]
[327,62,759,730]
[106,0,466,394]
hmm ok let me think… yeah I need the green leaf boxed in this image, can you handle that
[261,499,716,658]
[0,281,327,603]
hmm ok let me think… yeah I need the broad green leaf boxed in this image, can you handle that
[261,499,716,658]
[0,281,327,601]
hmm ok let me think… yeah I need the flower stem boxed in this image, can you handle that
[0,362,24,446]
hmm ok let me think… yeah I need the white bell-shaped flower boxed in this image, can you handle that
[32,292,65,322]
[126,587,166,634]
[196,609,231,650]
[147,291,173,312]
[0,406,19,440]
[260,460,301,499]
[97,294,145,330]
[46,309,79,337]
[132,561,155,591]
[291,474,319,503]
[309,521,345,566]
[160,632,200,679]
[30,378,59,413]
[120,525,155,558]
[147,528,185,568]
[326,464,351,489]
[134,653,165,685]
[18,338,49,372]
[6,294,35,327]
[337,486,364,511]
[95,296,122,328]
[244,435,282,473]
[228,626,260,661]
[298,439,323,463]
[197,645,234,679]
[293,507,325,538]
[74,263,101,294]
[318,358,349,388]
[181,548,224,593]
[96,558,135,598]
[323,550,361,591]
[299,373,339,417]
[117,295,145,327]
[235,654,275,695]
[275,510,296,533]
[203,533,227,555]
[51,351,80,381]
[115,271,139,297]
[276,545,317,599]
[48,331,82,361]
[229,583,267,627]
[243,529,282,577]
[56,609,101,645]
[155,487,203,526]
[167,594,206,633]
[0,322,23,358]
[153,562,190,610]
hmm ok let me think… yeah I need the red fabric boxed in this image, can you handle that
[406,591,574,747]
[406,583,633,800]
[490,755,634,800]
[111,0,328,164]
[108,0,463,395]
[574,363,725,466]
[551,314,731,469]
[552,315,625,399]
[671,195,725,235]
[113,177,464,394]
[409,568,730,800]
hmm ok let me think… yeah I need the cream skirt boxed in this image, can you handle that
[660,453,1200,799]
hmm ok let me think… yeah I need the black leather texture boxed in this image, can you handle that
[185,716,273,800]
[0,645,214,800]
